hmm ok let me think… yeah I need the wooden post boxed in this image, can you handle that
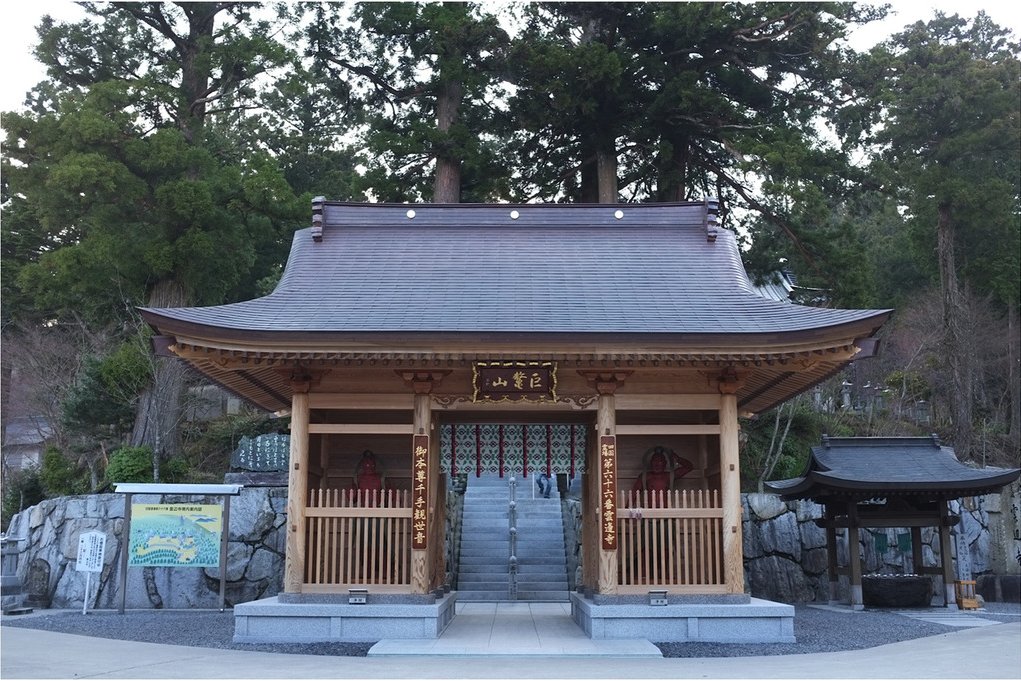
[319,435,330,490]
[825,506,839,605]
[596,392,617,594]
[939,501,957,608]
[412,393,432,593]
[284,388,310,593]
[219,495,231,612]
[911,526,924,575]
[719,390,745,594]
[118,493,134,614]
[847,501,864,610]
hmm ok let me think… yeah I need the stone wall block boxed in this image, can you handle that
[28,502,47,530]
[747,493,787,521]
[794,499,822,522]
[747,555,815,602]
[762,511,800,559]
[268,488,288,514]
[241,545,278,583]
[802,547,829,575]
[156,568,209,608]
[204,542,253,583]
[969,529,992,575]
[228,489,276,541]
[742,521,764,560]
[799,520,827,550]
[263,523,286,556]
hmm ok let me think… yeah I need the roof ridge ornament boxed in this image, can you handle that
[930,433,941,448]
[705,196,719,243]
[311,196,325,242]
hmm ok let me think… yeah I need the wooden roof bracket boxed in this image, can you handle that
[311,195,325,242]
[705,196,719,243]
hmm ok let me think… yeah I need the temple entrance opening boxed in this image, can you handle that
[442,422,587,602]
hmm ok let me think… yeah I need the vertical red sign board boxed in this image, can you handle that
[599,435,618,551]
[412,434,429,550]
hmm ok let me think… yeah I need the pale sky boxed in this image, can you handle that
[1,1,1020,114]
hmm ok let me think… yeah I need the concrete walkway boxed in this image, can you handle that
[369,601,661,656]
[2,618,1018,679]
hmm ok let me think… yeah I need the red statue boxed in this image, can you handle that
[352,450,384,504]
[632,446,694,501]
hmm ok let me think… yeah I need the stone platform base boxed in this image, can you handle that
[570,593,795,642]
[233,593,457,643]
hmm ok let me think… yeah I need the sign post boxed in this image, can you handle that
[76,531,106,615]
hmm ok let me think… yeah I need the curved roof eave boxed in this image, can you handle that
[139,306,892,353]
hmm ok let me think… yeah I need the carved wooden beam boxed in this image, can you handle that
[577,370,633,395]
[712,366,749,395]
[396,369,452,394]
[277,365,326,393]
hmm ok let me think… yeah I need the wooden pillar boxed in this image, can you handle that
[910,526,924,575]
[825,506,840,605]
[284,386,310,593]
[596,391,618,595]
[719,389,745,594]
[398,370,448,595]
[579,370,629,595]
[847,501,864,610]
[412,392,432,593]
[938,501,957,608]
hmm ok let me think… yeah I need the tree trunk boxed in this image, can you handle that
[936,201,974,460]
[178,4,218,145]
[656,132,690,202]
[596,141,618,204]
[1009,304,1020,452]
[130,279,189,481]
[433,77,463,203]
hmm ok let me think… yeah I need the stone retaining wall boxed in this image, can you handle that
[742,482,1021,603]
[5,482,1018,610]
[4,489,288,610]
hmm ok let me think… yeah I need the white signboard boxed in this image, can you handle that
[76,531,106,573]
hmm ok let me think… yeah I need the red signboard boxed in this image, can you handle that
[412,435,429,550]
[599,435,618,550]
[472,361,557,402]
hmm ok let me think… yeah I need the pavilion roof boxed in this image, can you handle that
[139,201,893,413]
[142,201,888,338]
[766,435,1021,500]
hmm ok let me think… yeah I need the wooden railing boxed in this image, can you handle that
[304,488,412,591]
[617,489,725,593]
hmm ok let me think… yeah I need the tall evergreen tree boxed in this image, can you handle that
[308,1,510,203]
[2,3,304,478]
[847,12,1021,458]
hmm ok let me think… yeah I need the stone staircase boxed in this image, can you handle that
[456,474,570,602]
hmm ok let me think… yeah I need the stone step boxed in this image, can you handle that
[457,581,511,591]
[456,590,513,601]
[457,542,512,552]
[458,470,570,601]
[516,590,570,602]
[459,561,512,570]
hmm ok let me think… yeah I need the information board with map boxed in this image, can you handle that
[128,504,223,567]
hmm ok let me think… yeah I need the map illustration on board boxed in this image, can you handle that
[128,504,222,567]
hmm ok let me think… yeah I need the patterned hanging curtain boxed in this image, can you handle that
[439,424,587,477]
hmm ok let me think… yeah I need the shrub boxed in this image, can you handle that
[105,446,154,484]
[2,467,45,530]
[39,447,89,497]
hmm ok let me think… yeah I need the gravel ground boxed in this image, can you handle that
[2,602,1018,658]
